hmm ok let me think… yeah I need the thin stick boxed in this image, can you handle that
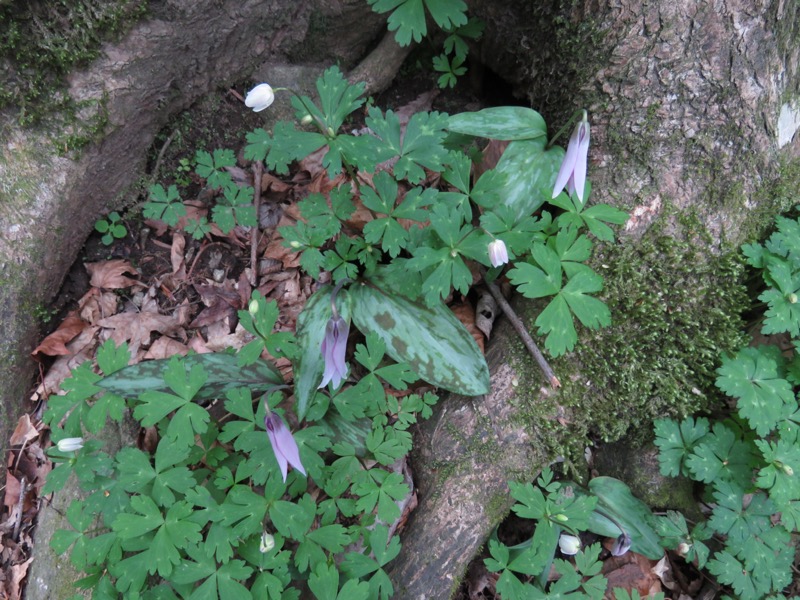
[482,271,560,388]
[150,129,177,185]
[250,161,263,287]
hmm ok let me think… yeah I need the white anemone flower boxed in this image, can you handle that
[56,437,84,452]
[245,83,275,112]
[558,533,581,555]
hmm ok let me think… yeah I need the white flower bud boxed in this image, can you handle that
[245,84,275,112]
[259,532,275,553]
[56,437,84,452]
[558,534,581,555]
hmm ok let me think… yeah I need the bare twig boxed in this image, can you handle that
[250,161,263,287]
[149,129,178,186]
[481,270,560,388]
[12,476,27,541]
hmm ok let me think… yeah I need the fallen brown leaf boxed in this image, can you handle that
[8,416,38,447]
[85,259,142,289]
[31,312,87,358]
[78,288,119,324]
[451,302,484,353]
[32,326,99,399]
[143,336,190,360]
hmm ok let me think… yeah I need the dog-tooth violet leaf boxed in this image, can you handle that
[447,106,547,141]
[349,269,489,395]
[97,353,283,400]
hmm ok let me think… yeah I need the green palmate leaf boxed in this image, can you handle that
[366,108,450,183]
[549,184,629,241]
[493,138,563,223]
[755,436,800,502]
[447,107,547,141]
[295,286,352,420]
[759,260,800,336]
[195,149,235,190]
[653,417,710,477]
[310,65,366,132]
[685,422,756,488]
[350,270,489,395]
[765,215,800,265]
[715,346,794,436]
[98,353,282,400]
[586,477,664,560]
[368,0,467,46]
[245,122,327,175]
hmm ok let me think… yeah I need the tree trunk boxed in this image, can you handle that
[386,0,800,597]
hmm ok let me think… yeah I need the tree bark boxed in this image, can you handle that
[386,0,800,597]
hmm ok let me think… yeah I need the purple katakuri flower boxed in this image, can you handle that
[552,114,590,202]
[488,239,509,267]
[319,315,349,389]
[264,412,306,482]
[610,532,632,556]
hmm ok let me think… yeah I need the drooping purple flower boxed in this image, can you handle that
[264,412,306,482]
[552,114,590,202]
[319,315,349,389]
[610,532,632,556]
[488,239,509,268]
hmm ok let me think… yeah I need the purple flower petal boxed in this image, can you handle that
[265,412,306,482]
[319,316,349,389]
[552,116,590,201]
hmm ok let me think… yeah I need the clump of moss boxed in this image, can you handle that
[0,0,146,125]
[563,229,750,444]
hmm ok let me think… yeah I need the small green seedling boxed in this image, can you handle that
[94,211,127,245]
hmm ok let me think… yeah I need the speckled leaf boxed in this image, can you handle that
[495,139,563,223]
[447,107,547,141]
[350,275,489,395]
[294,287,352,420]
[98,354,283,400]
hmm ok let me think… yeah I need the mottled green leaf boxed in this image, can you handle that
[350,271,489,395]
[447,107,546,141]
[494,139,563,223]
[97,353,282,400]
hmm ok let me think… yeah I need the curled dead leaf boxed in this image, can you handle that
[31,312,87,357]
[85,259,142,289]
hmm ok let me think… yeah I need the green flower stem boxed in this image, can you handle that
[546,108,586,150]
[481,268,560,388]
[250,160,263,286]
[329,279,350,320]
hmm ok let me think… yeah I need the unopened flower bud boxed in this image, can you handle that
[244,83,275,112]
[56,437,84,452]
[289,240,302,249]
[248,299,260,316]
[789,293,798,304]
[558,534,581,556]
[552,513,569,522]
[611,532,632,556]
[783,464,794,476]
[488,239,509,267]
[300,114,313,125]
[677,542,691,557]
[326,127,335,137]
[260,532,275,553]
